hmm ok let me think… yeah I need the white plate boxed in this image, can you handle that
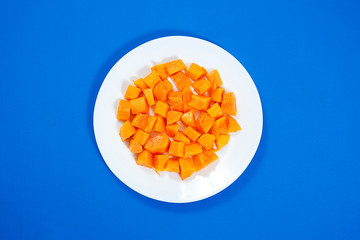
[93,36,263,203]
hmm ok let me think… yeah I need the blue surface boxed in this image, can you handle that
[1,0,359,239]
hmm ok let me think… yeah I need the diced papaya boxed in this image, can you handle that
[117,99,131,121]
[206,69,223,89]
[154,101,170,118]
[210,87,224,102]
[215,134,230,150]
[179,158,196,180]
[221,92,237,116]
[228,116,241,132]
[197,134,216,150]
[142,88,155,106]
[124,85,142,100]
[144,134,170,154]
[180,110,196,127]
[168,91,183,112]
[137,150,153,168]
[181,86,193,112]
[183,126,201,142]
[132,129,150,146]
[167,111,183,125]
[166,159,180,173]
[173,131,191,143]
[195,112,215,134]
[151,64,168,81]
[133,78,148,90]
[187,95,211,111]
[186,63,207,81]
[119,120,136,141]
[166,123,179,138]
[210,116,228,137]
[165,59,187,75]
[184,142,203,158]
[207,103,224,119]
[169,141,185,158]
[153,116,166,133]
[129,139,143,153]
[193,150,218,171]
[192,78,212,95]
[131,114,156,132]
[130,97,149,114]
[171,71,192,91]
[153,80,173,102]
[192,155,204,172]
[153,155,169,171]
[143,71,161,89]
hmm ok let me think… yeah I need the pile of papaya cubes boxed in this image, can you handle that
[117,59,241,180]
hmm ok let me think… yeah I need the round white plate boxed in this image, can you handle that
[93,36,263,203]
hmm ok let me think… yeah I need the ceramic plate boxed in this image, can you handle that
[93,36,262,203]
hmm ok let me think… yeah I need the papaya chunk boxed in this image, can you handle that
[144,134,170,154]
[165,59,187,75]
[117,99,131,121]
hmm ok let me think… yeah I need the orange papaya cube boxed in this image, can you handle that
[195,112,215,134]
[173,131,191,143]
[169,141,185,158]
[136,150,153,168]
[181,86,193,112]
[168,91,183,112]
[184,142,203,158]
[210,87,224,102]
[129,139,143,153]
[131,114,156,132]
[192,154,204,171]
[153,155,169,171]
[197,134,216,150]
[116,99,131,121]
[205,149,219,164]
[221,92,237,116]
[179,158,196,180]
[206,69,223,89]
[207,103,224,119]
[124,85,142,100]
[180,110,196,127]
[119,120,136,141]
[193,150,218,171]
[165,59,187,75]
[193,149,219,171]
[167,110,183,125]
[215,134,230,150]
[130,97,149,114]
[153,116,166,133]
[166,158,180,173]
[144,134,170,154]
[142,88,155,106]
[171,71,192,91]
[143,71,161,89]
[210,116,228,137]
[183,126,201,142]
[185,63,207,81]
[153,80,173,102]
[154,101,170,118]
[187,95,211,111]
[192,78,212,95]
[151,64,168,81]
[132,129,150,146]
[228,116,241,133]
[133,78,148,90]
[166,123,179,138]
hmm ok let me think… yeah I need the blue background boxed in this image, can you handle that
[1,0,359,239]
